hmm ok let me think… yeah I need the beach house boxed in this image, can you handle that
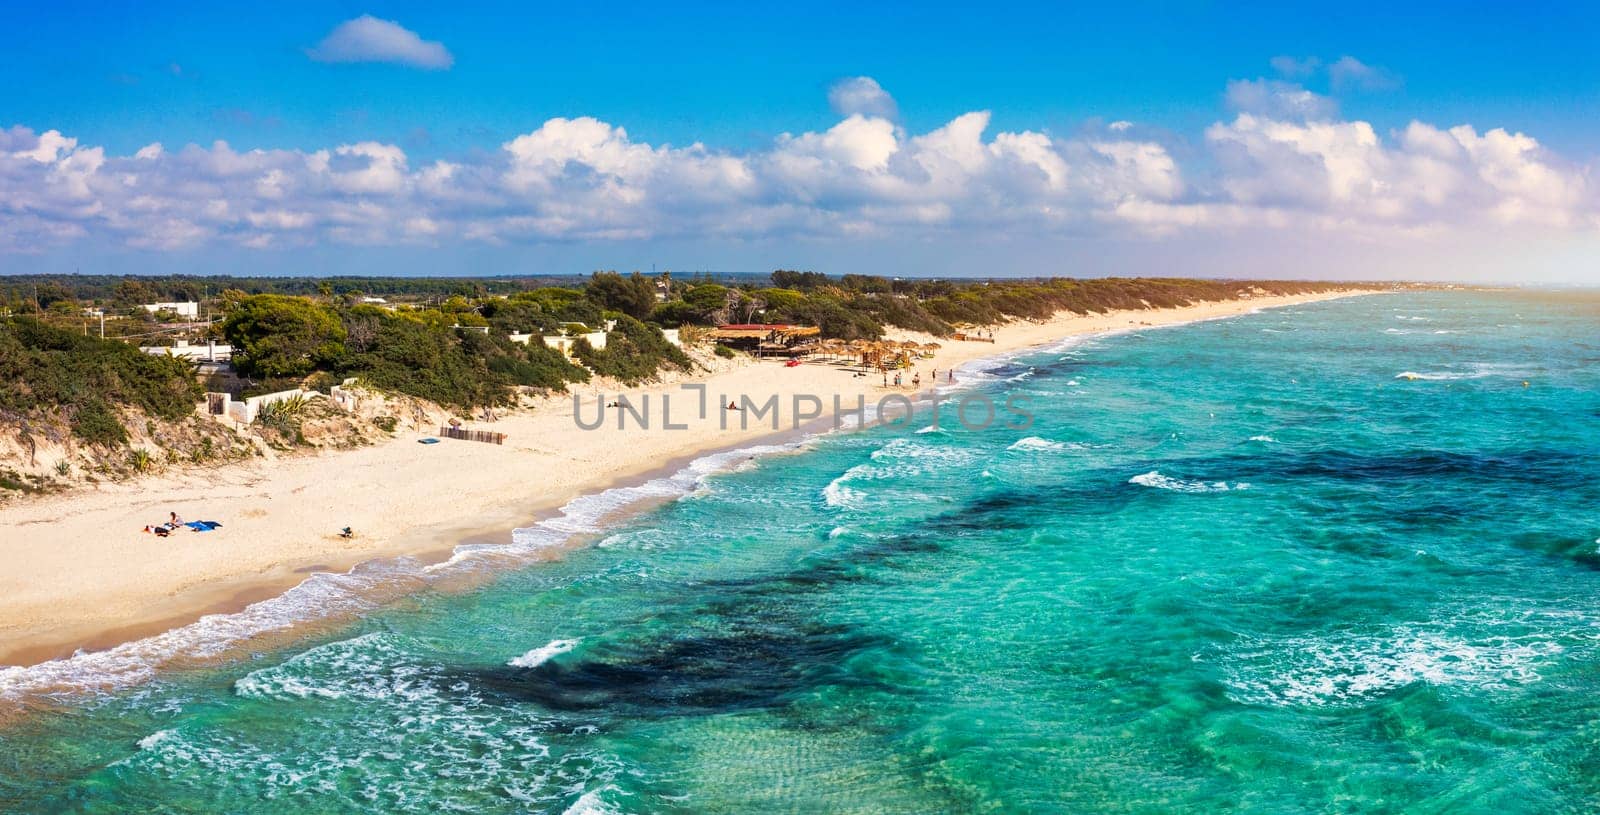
[140,301,200,319]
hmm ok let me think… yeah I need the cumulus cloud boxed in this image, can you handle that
[0,82,1593,256]
[1206,114,1586,228]
[307,15,453,70]
[827,76,899,120]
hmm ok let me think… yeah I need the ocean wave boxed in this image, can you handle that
[1395,363,1534,382]
[821,476,867,509]
[1395,371,1466,381]
[1212,628,1564,708]
[1248,435,1277,443]
[1129,471,1250,493]
[509,638,580,668]
[562,786,625,815]
[122,651,597,808]
[234,633,433,703]
[1006,436,1081,452]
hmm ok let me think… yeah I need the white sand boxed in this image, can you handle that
[0,291,1374,663]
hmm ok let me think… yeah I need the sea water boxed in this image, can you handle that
[3,290,1599,813]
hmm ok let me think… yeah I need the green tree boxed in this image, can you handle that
[222,295,347,378]
[585,271,657,319]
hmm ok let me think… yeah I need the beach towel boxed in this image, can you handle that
[185,521,222,532]
[419,438,441,444]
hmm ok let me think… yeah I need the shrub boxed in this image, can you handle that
[127,448,154,473]
[0,318,202,447]
[573,316,695,385]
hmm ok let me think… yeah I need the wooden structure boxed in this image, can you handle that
[439,425,507,445]
[708,324,821,357]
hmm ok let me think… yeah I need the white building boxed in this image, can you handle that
[141,301,199,319]
[543,331,608,357]
[141,339,232,361]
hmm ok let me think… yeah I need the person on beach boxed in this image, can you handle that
[169,511,183,526]
[893,372,902,387]
[912,373,921,388]
[948,370,954,382]
[726,401,741,411]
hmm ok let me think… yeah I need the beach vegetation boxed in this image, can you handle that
[222,294,348,378]
[127,448,154,473]
[573,315,695,385]
[0,317,202,447]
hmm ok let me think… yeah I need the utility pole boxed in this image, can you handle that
[99,310,105,339]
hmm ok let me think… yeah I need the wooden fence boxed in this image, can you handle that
[440,425,507,445]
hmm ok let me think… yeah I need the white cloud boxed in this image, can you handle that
[827,77,899,120]
[1206,114,1587,228]
[1269,56,1321,79]
[1328,56,1400,91]
[1225,79,1338,121]
[0,82,1592,257]
[307,15,453,70]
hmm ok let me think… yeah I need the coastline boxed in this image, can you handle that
[0,290,1378,680]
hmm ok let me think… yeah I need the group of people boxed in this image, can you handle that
[143,511,225,537]
[880,368,956,389]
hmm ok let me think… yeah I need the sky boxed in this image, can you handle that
[2,0,1598,282]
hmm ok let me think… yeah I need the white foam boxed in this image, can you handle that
[1394,363,1534,382]
[1214,628,1564,708]
[1007,436,1072,452]
[1248,435,1277,443]
[562,786,624,815]
[137,728,178,751]
[821,474,867,509]
[1129,470,1249,493]
[509,638,580,668]
[234,633,431,703]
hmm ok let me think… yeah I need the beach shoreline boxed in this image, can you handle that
[0,290,1379,672]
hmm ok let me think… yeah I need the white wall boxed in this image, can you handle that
[141,302,199,318]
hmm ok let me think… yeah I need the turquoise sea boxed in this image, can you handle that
[4,290,1600,813]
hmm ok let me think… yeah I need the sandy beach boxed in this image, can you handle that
[0,290,1374,666]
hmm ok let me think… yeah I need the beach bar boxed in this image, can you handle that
[707,324,821,357]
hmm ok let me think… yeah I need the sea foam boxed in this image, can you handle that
[509,638,580,668]
[1212,628,1564,708]
[1129,471,1249,493]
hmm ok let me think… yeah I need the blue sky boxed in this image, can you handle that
[2,1,1598,280]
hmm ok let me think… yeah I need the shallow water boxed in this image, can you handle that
[4,290,1600,813]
